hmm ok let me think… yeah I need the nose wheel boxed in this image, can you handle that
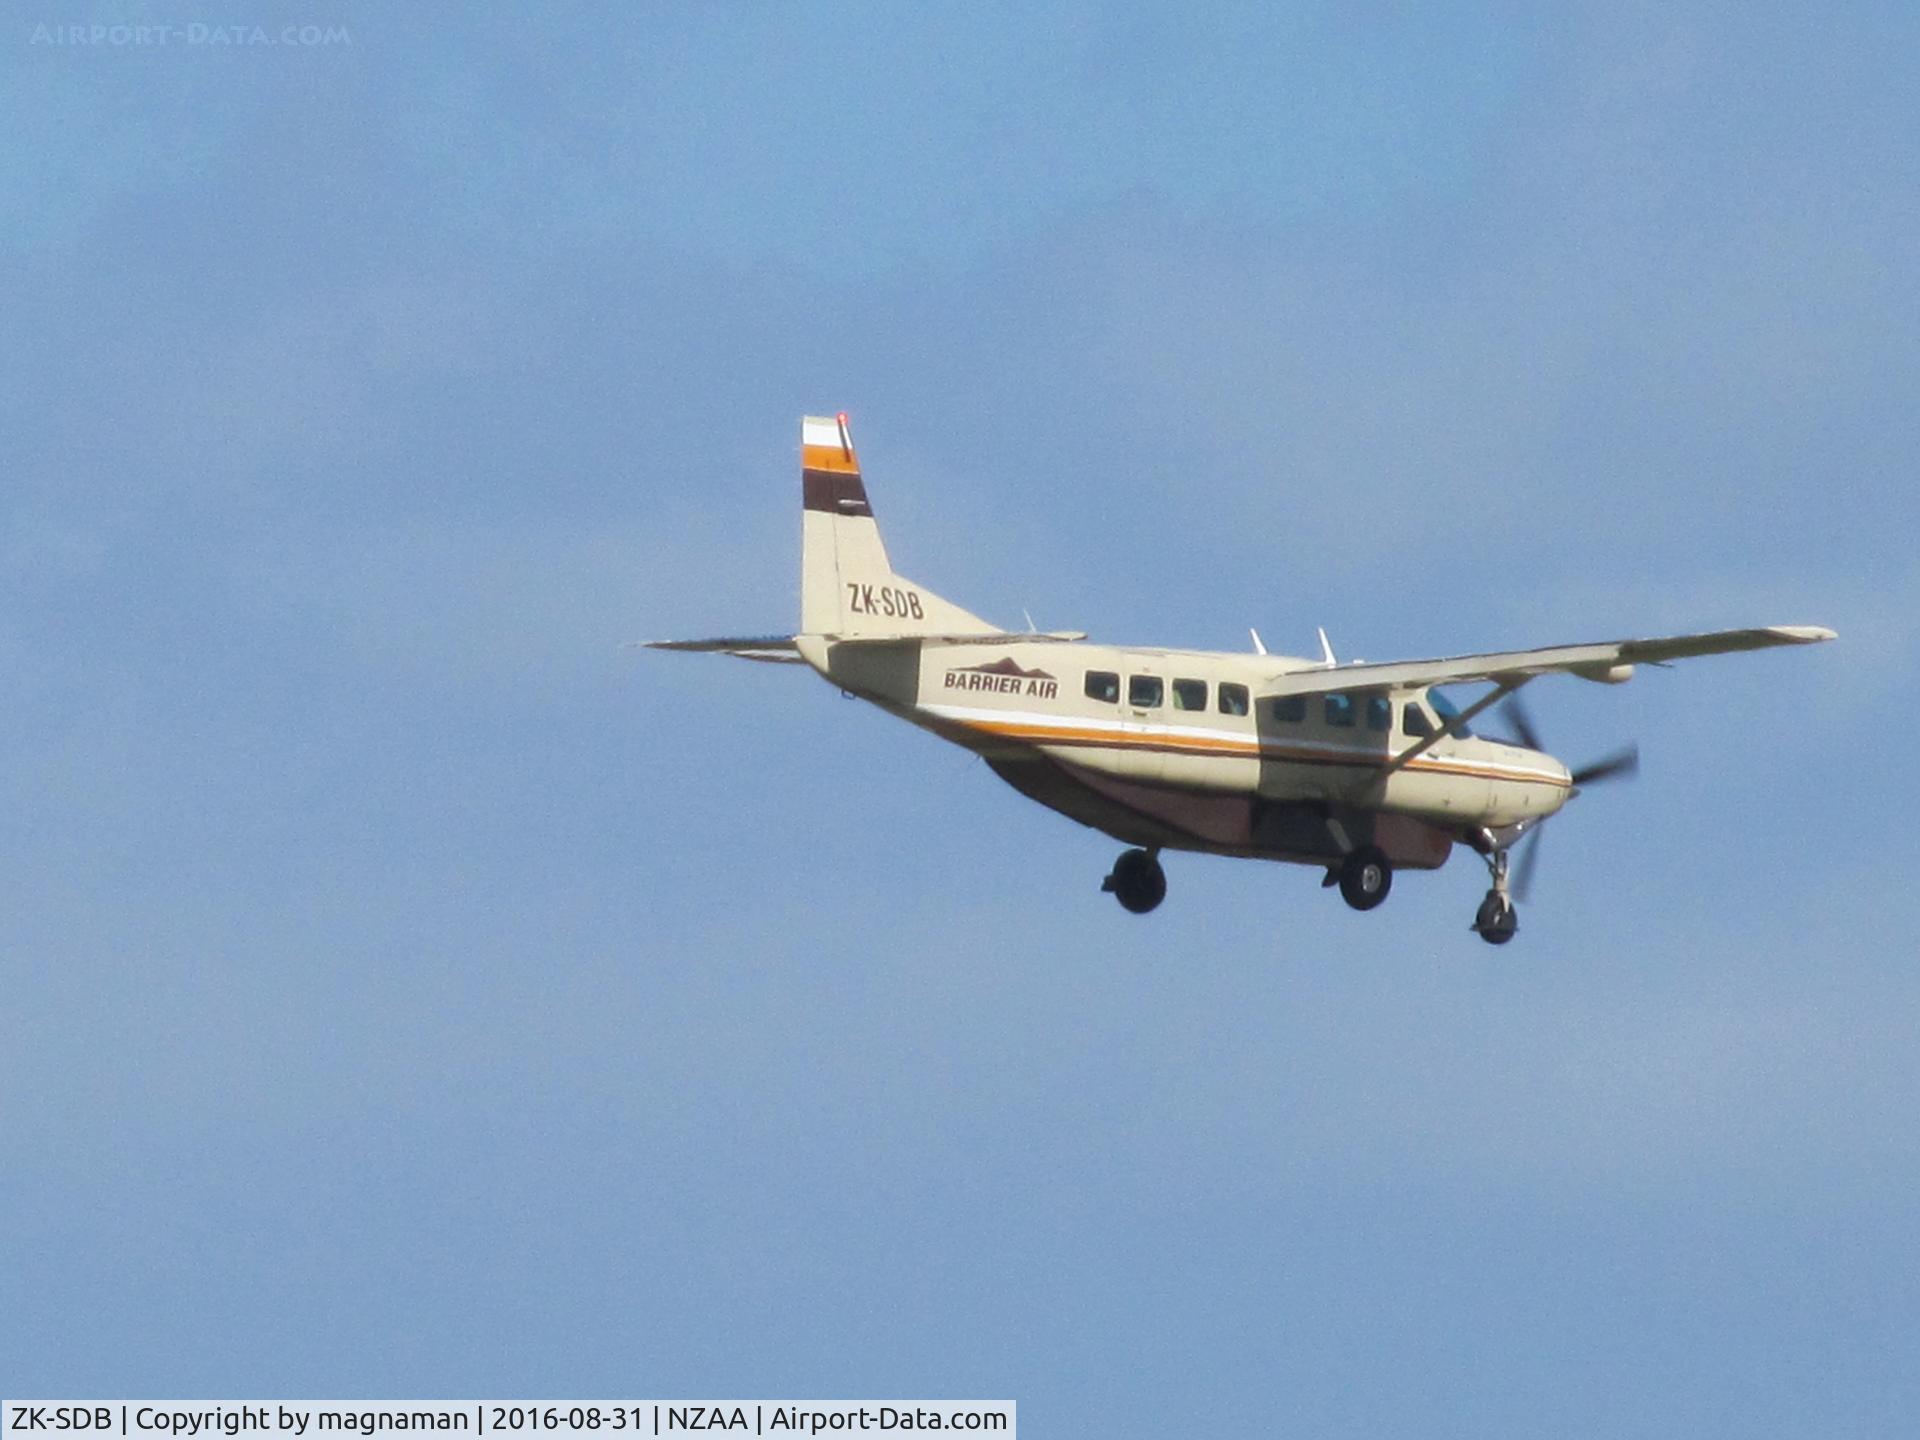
[1102,847,1167,914]
[1472,846,1520,944]
[1473,891,1519,944]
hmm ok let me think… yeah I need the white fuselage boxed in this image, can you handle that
[797,635,1571,872]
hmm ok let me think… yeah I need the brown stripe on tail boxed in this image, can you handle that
[802,467,873,516]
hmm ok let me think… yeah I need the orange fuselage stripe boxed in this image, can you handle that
[961,717,1570,789]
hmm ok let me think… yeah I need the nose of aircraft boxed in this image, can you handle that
[1491,694,1637,816]
[1543,752,1574,813]
[1492,743,1573,818]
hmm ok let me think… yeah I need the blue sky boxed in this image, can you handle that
[4,3,1917,1434]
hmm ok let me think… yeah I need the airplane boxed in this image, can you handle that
[648,414,1835,943]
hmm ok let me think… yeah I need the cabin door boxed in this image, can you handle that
[1118,657,1167,784]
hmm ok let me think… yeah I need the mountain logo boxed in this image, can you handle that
[943,657,1059,698]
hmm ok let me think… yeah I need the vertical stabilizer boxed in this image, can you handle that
[800,413,991,637]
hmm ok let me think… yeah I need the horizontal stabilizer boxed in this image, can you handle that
[834,629,1087,646]
[638,636,805,664]
[639,629,1088,664]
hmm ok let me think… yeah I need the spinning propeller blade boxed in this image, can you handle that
[1497,695,1544,752]
[1497,701,1639,904]
[1513,826,1545,904]
[1571,745,1640,787]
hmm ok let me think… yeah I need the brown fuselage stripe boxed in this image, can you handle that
[963,718,1571,788]
[803,468,873,516]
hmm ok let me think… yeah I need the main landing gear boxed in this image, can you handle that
[1333,845,1392,911]
[1098,838,1520,944]
[1102,847,1167,914]
[1472,846,1520,945]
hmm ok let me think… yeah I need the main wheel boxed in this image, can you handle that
[1474,891,1519,945]
[1104,848,1167,914]
[1337,846,1392,911]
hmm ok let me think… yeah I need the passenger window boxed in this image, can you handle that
[1365,694,1391,732]
[1324,693,1356,728]
[1172,678,1207,711]
[1402,702,1434,738]
[1128,675,1163,708]
[1084,670,1119,703]
[1271,695,1307,723]
[1218,683,1249,716]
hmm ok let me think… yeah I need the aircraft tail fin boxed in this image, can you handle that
[800,413,991,638]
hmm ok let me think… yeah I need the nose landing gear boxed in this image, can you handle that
[1472,846,1520,945]
[1102,847,1167,914]
[1474,890,1518,945]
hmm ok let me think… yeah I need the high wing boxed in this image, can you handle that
[1260,625,1837,696]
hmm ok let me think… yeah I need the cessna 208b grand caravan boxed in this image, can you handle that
[650,415,1834,943]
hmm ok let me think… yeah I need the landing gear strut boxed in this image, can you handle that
[1473,847,1520,945]
[1336,845,1393,911]
[1103,847,1167,914]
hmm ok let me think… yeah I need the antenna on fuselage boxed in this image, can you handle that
[1249,628,1268,656]
[1317,627,1338,668]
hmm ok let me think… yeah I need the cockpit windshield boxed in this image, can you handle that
[1426,687,1473,739]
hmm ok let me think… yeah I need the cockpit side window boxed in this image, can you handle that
[1402,702,1435,738]
[1084,670,1120,703]
[1218,683,1250,716]
[1427,688,1473,739]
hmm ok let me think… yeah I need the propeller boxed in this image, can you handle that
[1512,821,1547,903]
[1497,695,1640,903]
[1497,695,1543,752]
[1571,746,1640,787]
